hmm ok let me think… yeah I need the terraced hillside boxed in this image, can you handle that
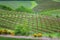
[0,9,60,36]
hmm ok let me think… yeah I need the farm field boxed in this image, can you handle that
[0,9,60,37]
[0,1,60,40]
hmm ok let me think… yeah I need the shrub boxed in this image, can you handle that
[0,30,2,34]
[33,33,37,37]
[1,29,7,34]
[0,5,13,11]
[37,33,42,37]
[15,25,30,36]
[16,6,33,13]
[33,33,42,37]
[10,32,15,36]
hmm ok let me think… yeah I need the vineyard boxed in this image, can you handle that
[0,9,60,37]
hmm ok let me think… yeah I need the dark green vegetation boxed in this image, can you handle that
[0,5,33,12]
[0,1,37,10]
[15,25,31,36]
[0,5,13,11]
[16,6,33,13]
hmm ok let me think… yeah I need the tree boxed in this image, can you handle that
[16,6,33,13]
[0,5,13,11]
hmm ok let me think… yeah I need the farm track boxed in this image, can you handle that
[0,35,60,40]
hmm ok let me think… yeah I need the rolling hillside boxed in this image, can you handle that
[0,1,37,10]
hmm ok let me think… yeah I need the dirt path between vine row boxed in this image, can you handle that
[0,35,60,40]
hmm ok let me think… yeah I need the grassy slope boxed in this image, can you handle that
[0,1,37,10]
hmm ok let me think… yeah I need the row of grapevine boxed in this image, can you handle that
[0,9,60,35]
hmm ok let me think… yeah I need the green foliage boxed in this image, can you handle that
[15,25,22,35]
[16,6,33,13]
[15,24,30,36]
[0,5,13,11]
[0,1,37,10]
